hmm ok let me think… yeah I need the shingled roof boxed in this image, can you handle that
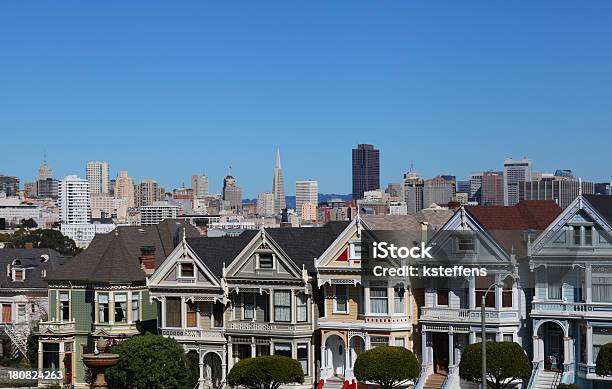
[465,200,562,256]
[46,219,199,284]
[0,248,69,290]
[187,221,350,276]
[583,194,612,225]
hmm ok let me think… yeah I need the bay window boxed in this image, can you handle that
[114,294,127,323]
[394,287,405,313]
[98,293,109,323]
[593,267,612,303]
[297,293,307,322]
[131,292,140,322]
[59,291,70,321]
[274,343,292,357]
[187,302,198,327]
[370,287,388,314]
[243,293,255,320]
[165,297,181,327]
[274,291,291,322]
[334,285,348,313]
[297,343,308,375]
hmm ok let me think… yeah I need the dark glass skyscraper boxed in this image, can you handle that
[352,144,380,200]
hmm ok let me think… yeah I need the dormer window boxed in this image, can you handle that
[13,269,24,282]
[179,263,195,278]
[456,234,475,253]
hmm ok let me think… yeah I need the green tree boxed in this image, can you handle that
[596,342,612,376]
[459,342,531,389]
[10,228,81,256]
[227,355,304,389]
[20,218,38,229]
[105,333,197,389]
[353,346,420,389]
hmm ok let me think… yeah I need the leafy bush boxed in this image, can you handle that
[459,342,531,389]
[596,342,612,376]
[353,346,420,389]
[227,355,304,389]
[105,333,198,389]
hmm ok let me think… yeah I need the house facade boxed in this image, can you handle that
[528,194,612,389]
[36,220,196,388]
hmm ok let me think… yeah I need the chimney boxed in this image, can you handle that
[139,246,156,275]
[421,221,429,244]
[24,242,34,250]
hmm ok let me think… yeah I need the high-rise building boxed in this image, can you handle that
[481,171,504,206]
[595,182,612,196]
[38,161,53,181]
[301,202,318,222]
[456,180,471,194]
[257,192,275,217]
[140,201,180,225]
[386,183,402,202]
[136,180,164,207]
[58,175,90,224]
[191,175,209,198]
[352,144,380,200]
[503,158,532,206]
[114,171,135,208]
[272,147,286,214]
[223,176,242,209]
[469,172,483,203]
[86,161,110,195]
[423,176,455,208]
[295,180,318,217]
[402,167,424,214]
[0,175,19,197]
[519,178,594,208]
[37,178,59,199]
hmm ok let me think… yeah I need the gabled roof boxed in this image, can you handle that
[0,248,69,289]
[583,194,612,225]
[46,220,199,284]
[186,221,350,276]
[464,200,562,256]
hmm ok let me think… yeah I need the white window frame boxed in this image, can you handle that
[243,293,255,321]
[256,252,276,270]
[333,284,349,314]
[58,290,71,322]
[178,261,196,279]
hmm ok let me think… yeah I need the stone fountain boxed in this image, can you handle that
[82,338,119,389]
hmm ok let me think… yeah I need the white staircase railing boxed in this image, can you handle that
[1,322,29,358]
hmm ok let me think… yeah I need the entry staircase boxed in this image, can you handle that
[422,373,446,389]
[1,322,29,358]
[530,370,561,389]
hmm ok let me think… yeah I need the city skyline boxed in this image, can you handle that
[2,2,612,196]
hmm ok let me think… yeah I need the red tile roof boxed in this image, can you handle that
[465,200,562,257]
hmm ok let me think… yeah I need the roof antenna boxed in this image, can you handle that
[578,177,583,197]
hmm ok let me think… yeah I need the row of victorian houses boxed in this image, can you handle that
[4,193,612,389]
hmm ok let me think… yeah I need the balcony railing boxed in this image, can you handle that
[363,315,411,324]
[227,321,311,333]
[420,307,520,322]
[532,301,612,317]
[37,320,77,333]
[93,322,139,334]
[160,328,225,340]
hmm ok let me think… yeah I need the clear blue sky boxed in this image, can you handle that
[1,1,611,197]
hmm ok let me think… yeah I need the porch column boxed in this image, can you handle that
[587,325,594,365]
[564,336,573,365]
[198,351,205,389]
[269,290,275,323]
[161,297,167,327]
[37,340,43,369]
[251,338,256,358]
[448,329,454,367]
[421,330,429,365]
[320,345,327,380]
[364,284,370,315]
[469,277,476,310]
[532,335,540,363]
[227,342,234,371]
[586,265,592,303]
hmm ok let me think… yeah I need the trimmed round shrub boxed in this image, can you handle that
[596,342,612,376]
[353,346,420,389]
[227,355,304,389]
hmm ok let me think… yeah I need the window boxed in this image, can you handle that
[274,343,292,357]
[42,343,60,369]
[395,287,405,314]
[165,297,182,327]
[593,327,612,363]
[573,226,581,245]
[476,333,496,342]
[437,289,449,306]
[14,269,24,281]
[256,344,270,356]
[585,226,593,246]
[114,294,127,323]
[370,336,388,348]
[131,292,140,322]
[334,285,348,313]
[243,293,255,320]
[395,337,405,348]
[370,287,388,314]
[213,301,223,327]
[297,343,308,375]
[297,293,307,322]
[502,286,513,308]
[59,291,70,321]
[503,334,514,342]
[274,291,291,322]
[258,253,273,269]
[593,268,612,303]
[180,263,195,278]
[17,304,26,322]
[548,269,563,300]
[98,294,109,323]
[187,302,198,327]
[475,276,495,308]
[457,235,475,252]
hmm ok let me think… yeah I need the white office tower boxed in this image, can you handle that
[503,158,532,206]
[272,147,286,214]
[257,192,275,217]
[191,175,209,198]
[58,175,90,224]
[86,161,110,195]
[295,180,318,217]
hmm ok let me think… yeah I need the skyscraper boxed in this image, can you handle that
[272,147,286,214]
[423,176,456,208]
[58,175,90,224]
[191,175,209,198]
[86,161,110,195]
[469,172,483,203]
[136,180,164,207]
[114,171,135,208]
[481,171,504,206]
[223,176,242,209]
[402,167,424,214]
[503,158,532,206]
[295,180,318,217]
[352,144,380,200]
[38,160,52,181]
[257,192,275,217]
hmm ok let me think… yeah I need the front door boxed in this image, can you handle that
[433,333,449,373]
[64,353,72,384]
